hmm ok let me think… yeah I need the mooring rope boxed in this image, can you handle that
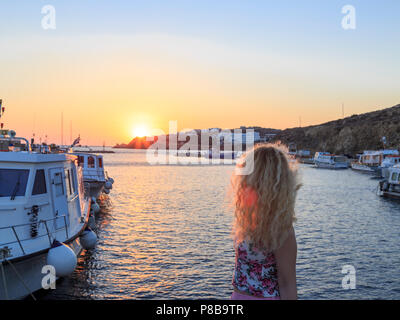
[0,260,9,300]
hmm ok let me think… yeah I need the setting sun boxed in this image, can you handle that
[131,125,150,138]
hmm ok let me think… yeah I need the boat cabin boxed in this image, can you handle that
[74,153,106,183]
[358,149,399,166]
[388,165,400,185]
[0,152,89,261]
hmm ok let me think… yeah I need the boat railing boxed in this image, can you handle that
[0,135,31,152]
[0,215,69,261]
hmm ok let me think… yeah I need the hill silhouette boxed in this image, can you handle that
[273,103,400,155]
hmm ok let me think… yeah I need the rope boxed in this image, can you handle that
[0,261,9,300]
[5,259,36,301]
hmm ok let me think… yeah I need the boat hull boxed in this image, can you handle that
[314,162,348,169]
[299,158,315,164]
[351,163,379,173]
[0,238,82,300]
[84,180,105,199]
[379,190,400,199]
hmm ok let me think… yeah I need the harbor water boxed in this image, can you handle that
[40,149,400,300]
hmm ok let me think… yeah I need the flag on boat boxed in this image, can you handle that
[72,136,80,146]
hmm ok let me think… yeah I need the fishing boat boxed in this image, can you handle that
[351,150,399,174]
[74,153,114,200]
[313,152,349,169]
[0,129,96,300]
[378,164,400,199]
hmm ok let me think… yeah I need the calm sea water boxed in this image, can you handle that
[41,149,400,300]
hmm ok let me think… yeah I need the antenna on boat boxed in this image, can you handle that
[0,99,5,130]
[70,120,72,145]
[61,112,64,146]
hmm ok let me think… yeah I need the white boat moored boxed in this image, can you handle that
[378,164,400,199]
[0,129,91,300]
[351,149,399,174]
[313,152,349,169]
[73,153,114,200]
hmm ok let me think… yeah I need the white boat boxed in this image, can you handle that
[351,150,399,173]
[314,152,349,169]
[378,164,400,199]
[0,130,94,300]
[296,150,314,164]
[378,155,400,179]
[73,153,114,199]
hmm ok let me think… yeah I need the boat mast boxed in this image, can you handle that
[61,112,64,146]
[0,99,4,131]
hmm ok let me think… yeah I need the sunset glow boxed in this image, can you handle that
[131,125,150,138]
[0,1,399,146]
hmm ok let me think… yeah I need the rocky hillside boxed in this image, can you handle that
[273,104,400,156]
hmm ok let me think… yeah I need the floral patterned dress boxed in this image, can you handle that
[232,240,280,298]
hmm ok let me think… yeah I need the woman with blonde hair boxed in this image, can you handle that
[231,143,301,300]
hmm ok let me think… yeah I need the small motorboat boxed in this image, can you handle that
[314,152,349,169]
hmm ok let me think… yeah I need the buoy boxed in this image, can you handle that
[105,181,113,190]
[79,227,97,250]
[46,240,77,277]
[92,202,101,214]
[103,188,110,194]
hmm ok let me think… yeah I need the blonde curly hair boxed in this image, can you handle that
[232,142,301,251]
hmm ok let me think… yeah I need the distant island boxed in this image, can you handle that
[114,103,400,156]
[113,127,280,150]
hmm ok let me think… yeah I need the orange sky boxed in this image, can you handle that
[2,32,399,145]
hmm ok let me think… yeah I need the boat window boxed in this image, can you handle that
[65,169,72,196]
[88,156,95,168]
[70,168,76,194]
[0,169,29,198]
[98,157,103,168]
[54,172,64,196]
[392,172,398,181]
[32,169,47,195]
[77,156,84,167]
